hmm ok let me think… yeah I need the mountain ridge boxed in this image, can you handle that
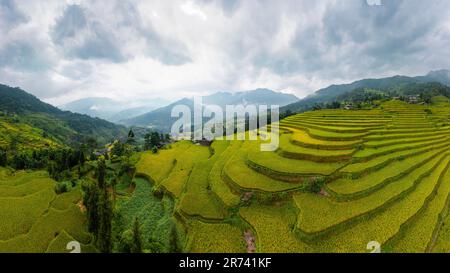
[61,97,169,121]
[121,89,299,131]
[0,84,127,146]
[282,69,450,113]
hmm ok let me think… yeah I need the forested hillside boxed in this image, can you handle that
[0,84,127,146]
[282,70,450,113]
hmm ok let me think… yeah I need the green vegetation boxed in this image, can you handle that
[4,91,450,253]
[130,98,450,253]
[0,84,127,146]
[0,170,92,253]
[113,178,178,253]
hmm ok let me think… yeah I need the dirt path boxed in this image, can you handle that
[244,230,256,253]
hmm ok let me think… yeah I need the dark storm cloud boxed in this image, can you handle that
[51,4,125,62]
[49,2,191,65]
[142,28,193,65]
[0,0,27,28]
[0,40,53,71]
[244,0,450,82]
[51,4,87,41]
[0,1,54,72]
[113,1,192,65]
[220,0,240,16]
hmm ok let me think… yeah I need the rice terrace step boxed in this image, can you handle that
[2,0,450,258]
[3,98,450,254]
[112,99,450,253]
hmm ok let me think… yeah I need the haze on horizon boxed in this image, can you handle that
[1,0,450,106]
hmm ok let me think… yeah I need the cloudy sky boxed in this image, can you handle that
[1,0,450,106]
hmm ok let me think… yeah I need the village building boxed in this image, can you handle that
[344,104,354,110]
[407,95,419,104]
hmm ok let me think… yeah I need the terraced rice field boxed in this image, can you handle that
[0,117,60,151]
[0,168,93,253]
[135,98,450,252]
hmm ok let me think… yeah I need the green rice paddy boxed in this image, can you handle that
[131,99,450,253]
[0,169,93,253]
[6,98,450,253]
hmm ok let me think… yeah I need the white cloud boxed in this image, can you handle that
[180,1,208,21]
[0,0,449,106]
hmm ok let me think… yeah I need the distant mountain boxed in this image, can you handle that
[416,69,450,86]
[122,89,298,131]
[282,69,450,113]
[202,89,298,107]
[61,97,170,121]
[0,84,127,146]
[108,106,160,122]
[61,97,121,120]
[122,98,193,132]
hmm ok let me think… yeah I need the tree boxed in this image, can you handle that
[109,172,118,205]
[12,153,28,170]
[420,93,433,104]
[280,109,294,120]
[127,129,136,145]
[96,157,113,253]
[111,141,124,157]
[97,158,107,189]
[151,132,161,147]
[97,187,113,253]
[78,150,85,166]
[0,149,7,166]
[9,138,18,153]
[313,103,322,111]
[131,217,143,253]
[144,134,152,150]
[331,101,341,109]
[169,225,181,253]
[81,157,113,252]
[144,132,162,150]
[81,180,100,235]
[86,137,98,154]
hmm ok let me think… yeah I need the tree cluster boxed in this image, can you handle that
[144,131,170,151]
[82,158,114,253]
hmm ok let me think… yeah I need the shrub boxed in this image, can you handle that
[0,149,7,166]
[350,172,361,180]
[307,177,326,194]
[275,191,290,201]
[152,187,164,199]
[55,181,72,194]
[256,193,274,205]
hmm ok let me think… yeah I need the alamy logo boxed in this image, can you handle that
[170,97,279,151]
[66,241,81,253]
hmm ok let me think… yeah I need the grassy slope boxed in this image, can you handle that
[0,117,61,150]
[0,168,92,253]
